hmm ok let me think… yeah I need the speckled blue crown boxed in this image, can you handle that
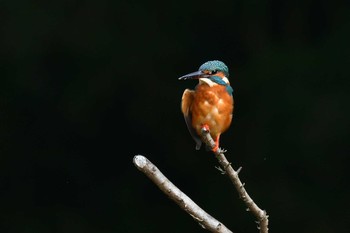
[199,60,229,77]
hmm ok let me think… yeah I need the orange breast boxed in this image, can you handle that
[191,84,234,138]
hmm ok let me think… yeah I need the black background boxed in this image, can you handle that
[1,0,349,232]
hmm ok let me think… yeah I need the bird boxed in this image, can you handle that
[179,60,234,152]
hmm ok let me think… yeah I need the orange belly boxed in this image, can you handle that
[191,84,234,139]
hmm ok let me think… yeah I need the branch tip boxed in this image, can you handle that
[133,155,148,168]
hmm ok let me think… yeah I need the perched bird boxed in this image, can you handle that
[179,60,234,152]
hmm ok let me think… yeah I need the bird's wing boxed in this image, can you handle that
[181,89,202,150]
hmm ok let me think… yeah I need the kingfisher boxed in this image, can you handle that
[179,60,234,152]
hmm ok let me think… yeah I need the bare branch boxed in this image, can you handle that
[133,155,233,233]
[200,127,269,233]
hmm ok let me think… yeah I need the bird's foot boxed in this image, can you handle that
[212,144,219,152]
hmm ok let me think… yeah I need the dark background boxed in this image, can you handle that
[1,0,349,232]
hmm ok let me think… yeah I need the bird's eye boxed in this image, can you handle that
[206,70,217,75]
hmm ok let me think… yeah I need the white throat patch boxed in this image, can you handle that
[199,76,230,87]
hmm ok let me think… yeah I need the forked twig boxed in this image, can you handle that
[133,128,269,233]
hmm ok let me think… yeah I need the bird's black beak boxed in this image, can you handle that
[178,71,207,80]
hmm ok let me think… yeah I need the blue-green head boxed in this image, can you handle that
[178,60,233,95]
[199,60,229,77]
[178,60,229,80]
